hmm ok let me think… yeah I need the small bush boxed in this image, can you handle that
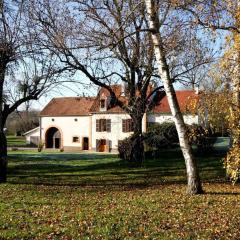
[187,124,217,154]
[118,135,134,162]
[118,134,144,164]
[144,122,178,150]
[37,141,44,152]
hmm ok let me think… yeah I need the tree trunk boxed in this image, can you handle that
[0,64,8,183]
[232,54,240,146]
[0,128,7,183]
[145,0,203,194]
[236,3,240,109]
[131,113,145,165]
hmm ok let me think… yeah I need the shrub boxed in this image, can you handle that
[37,141,44,152]
[118,134,144,163]
[118,135,134,162]
[187,124,217,154]
[144,122,178,150]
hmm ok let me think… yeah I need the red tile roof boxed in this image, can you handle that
[40,97,95,116]
[152,90,198,113]
[40,89,197,116]
[89,85,126,113]
[99,85,122,98]
[90,96,127,113]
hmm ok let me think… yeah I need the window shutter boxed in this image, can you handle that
[106,119,111,132]
[96,139,100,151]
[96,119,100,132]
[106,139,109,152]
[123,119,133,132]
[126,119,130,132]
[108,140,112,152]
[131,119,134,132]
[127,119,134,132]
[122,119,126,132]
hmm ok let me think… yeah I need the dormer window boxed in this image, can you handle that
[100,99,105,108]
[100,99,106,111]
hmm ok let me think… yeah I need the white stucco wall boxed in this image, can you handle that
[25,128,40,144]
[92,113,130,150]
[147,113,198,125]
[91,113,147,150]
[40,115,91,149]
[40,112,197,151]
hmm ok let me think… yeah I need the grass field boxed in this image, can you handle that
[6,135,26,147]
[0,150,239,239]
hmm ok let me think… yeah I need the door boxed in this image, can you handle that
[54,138,60,149]
[83,137,89,150]
[99,139,106,152]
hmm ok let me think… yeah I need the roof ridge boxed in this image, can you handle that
[52,96,96,99]
[175,90,196,92]
[40,96,96,116]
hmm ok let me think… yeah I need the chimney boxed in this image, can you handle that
[121,84,126,96]
[195,86,199,94]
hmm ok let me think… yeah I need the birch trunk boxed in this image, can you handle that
[145,0,203,194]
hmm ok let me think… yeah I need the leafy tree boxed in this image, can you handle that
[181,0,240,183]
[193,65,231,136]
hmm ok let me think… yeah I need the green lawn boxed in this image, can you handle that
[0,150,239,239]
[6,135,26,147]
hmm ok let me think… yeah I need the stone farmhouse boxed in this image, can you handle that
[25,86,198,152]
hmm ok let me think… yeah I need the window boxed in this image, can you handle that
[96,119,111,132]
[72,136,80,143]
[100,99,106,109]
[122,119,134,132]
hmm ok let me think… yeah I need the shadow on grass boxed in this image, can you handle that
[6,149,229,189]
[9,153,116,162]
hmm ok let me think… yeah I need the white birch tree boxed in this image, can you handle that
[145,0,203,194]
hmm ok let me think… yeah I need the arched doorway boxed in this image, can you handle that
[45,127,62,149]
